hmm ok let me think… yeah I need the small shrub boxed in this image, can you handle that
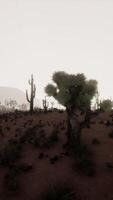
[19,127,46,147]
[38,153,44,159]
[49,155,59,164]
[41,182,76,200]
[58,110,64,113]
[60,126,65,130]
[72,145,95,177]
[4,171,19,192]
[76,157,95,177]
[92,138,100,145]
[44,128,59,148]
[9,163,33,174]
[0,139,22,166]
[4,163,32,192]
[19,125,59,149]
[106,162,113,172]
[0,125,3,136]
[109,131,113,138]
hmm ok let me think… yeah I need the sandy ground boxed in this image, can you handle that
[0,111,113,200]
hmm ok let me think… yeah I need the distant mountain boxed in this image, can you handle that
[0,87,26,105]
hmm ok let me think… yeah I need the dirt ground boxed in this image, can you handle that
[0,110,113,200]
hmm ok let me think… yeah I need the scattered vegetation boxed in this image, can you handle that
[108,130,113,138]
[106,162,113,172]
[100,99,113,112]
[19,125,59,149]
[0,71,113,199]
[4,171,19,192]
[4,163,32,192]
[40,182,76,200]
[72,145,95,177]
[92,138,100,145]
[44,127,59,148]
[0,139,22,166]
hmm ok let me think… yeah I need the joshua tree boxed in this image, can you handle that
[26,74,36,113]
[43,96,49,112]
[45,71,97,148]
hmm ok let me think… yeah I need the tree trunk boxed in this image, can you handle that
[83,108,91,128]
[66,107,82,148]
[30,99,33,113]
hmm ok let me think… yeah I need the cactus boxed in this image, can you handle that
[43,96,49,112]
[26,74,36,112]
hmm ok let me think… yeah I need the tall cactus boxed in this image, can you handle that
[43,96,49,112]
[26,74,36,112]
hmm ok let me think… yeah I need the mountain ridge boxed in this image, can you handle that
[0,86,26,104]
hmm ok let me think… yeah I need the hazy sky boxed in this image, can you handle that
[0,0,113,101]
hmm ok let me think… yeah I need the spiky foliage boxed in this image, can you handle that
[45,71,97,148]
[100,99,113,112]
[41,182,76,200]
[26,74,36,113]
[45,71,97,111]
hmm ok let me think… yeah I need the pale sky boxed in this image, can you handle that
[0,0,113,101]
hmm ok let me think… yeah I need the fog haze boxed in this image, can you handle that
[0,0,113,100]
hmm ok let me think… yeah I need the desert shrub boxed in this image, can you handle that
[0,139,22,166]
[32,133,46,147]
[33,128,59,149]
[4,171,19,192]
[92,138,100,145]
[22,128,47,148]
[72,145,95,177]
[20,126,59,149]
[0,125,3,136]
[108,131,113,138]
[58,110,64,113]
[76,157,95,177]
[9,163,33,173]
[106,162,113,172]
[4,163,32,192]
[40,182,76,200]
[44,128,59,148]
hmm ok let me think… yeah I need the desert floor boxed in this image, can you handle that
[0,111,113,200]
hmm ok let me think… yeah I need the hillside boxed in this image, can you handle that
[0,87,26,105]
[0,111,113,200]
